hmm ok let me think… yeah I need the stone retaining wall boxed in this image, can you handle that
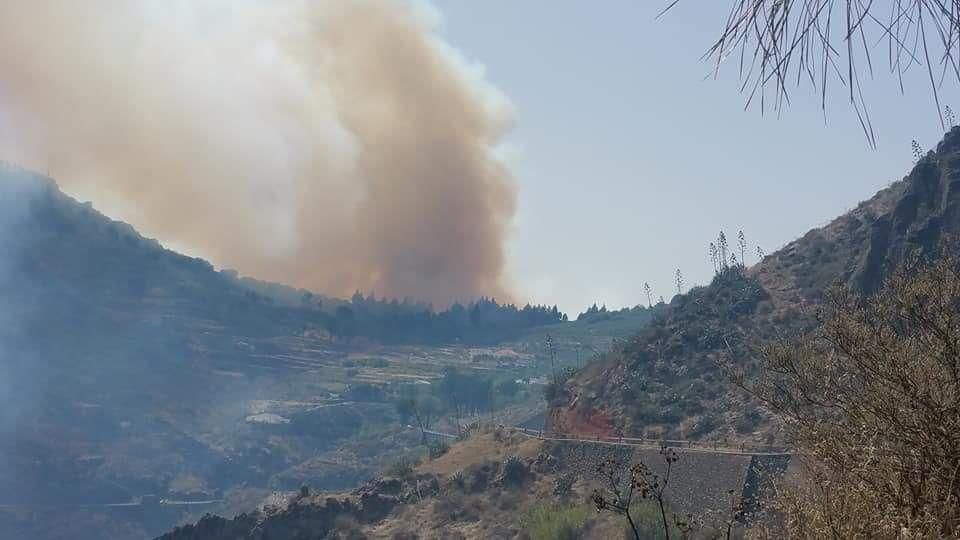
[546,441,789,523]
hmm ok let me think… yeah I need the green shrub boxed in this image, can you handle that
[518,504,593,540]
[386,457,413,478]
[688,412,721,438]
[631,401,660,423]
[735,408,763,433]
[617,501,684,539]
[679,396,706,415]
[553,473,576,497]
[657,405,683,424]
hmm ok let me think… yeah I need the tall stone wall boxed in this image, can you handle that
[546,441,789,522]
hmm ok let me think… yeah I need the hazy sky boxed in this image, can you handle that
[430,0,952,314]
[4,1,951,316]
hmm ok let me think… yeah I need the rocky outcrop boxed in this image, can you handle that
[157,496,357,540]
[852,130,960,292]
[156,474,441,540]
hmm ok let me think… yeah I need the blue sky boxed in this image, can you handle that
[430,0,953,314]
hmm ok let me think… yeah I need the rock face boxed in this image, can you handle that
[852,132,960,293]
[551,128,960,440]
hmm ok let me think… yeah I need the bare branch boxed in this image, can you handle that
[665,1,960,144]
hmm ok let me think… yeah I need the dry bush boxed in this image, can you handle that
[592,449,681,540]
[741,254,960,537]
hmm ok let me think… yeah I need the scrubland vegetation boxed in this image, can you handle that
[743,253,960,537]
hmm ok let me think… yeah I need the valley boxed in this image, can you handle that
[5,124,960,538]
[151,127,960,538]
[6,126,960,537]
[0,169,661,538]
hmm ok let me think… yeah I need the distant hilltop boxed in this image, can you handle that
[0,168,568,346]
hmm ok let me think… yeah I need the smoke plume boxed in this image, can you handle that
[0,0,516,307]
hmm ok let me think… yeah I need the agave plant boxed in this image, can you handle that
[448,469,465,489]
[501,455,527,486]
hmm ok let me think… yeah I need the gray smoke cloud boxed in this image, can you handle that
[0,0,517,307]
[0,168,45,487]
[0,166,41,364]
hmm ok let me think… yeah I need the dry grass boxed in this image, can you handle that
[415,430,541,476]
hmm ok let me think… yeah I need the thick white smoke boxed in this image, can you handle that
[0,0,517,307]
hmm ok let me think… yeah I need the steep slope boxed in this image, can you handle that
[0,174,409,539]
[159,426,786,540]
[0,169,349,535]
[0,170,611,539]
[0,168,335,417]
[549,128,960,441]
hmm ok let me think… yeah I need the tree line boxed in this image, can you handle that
[309,293,567,345]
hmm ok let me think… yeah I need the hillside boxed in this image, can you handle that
[149,125,960,539]
[548,128,960,442]
[158,427,768,540]
[0,168,658,539]
[0,168,358,538]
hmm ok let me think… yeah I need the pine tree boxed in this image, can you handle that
[912,140,924,162]
[675,269,684,296]
[643,282,653,308]
[756,245,765,261]
[709,242,719,274]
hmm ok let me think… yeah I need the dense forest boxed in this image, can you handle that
[313,293,567,345]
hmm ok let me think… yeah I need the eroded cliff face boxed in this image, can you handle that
[548,398,617,439]
[551,128,960,441]
[852,131,960,293]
